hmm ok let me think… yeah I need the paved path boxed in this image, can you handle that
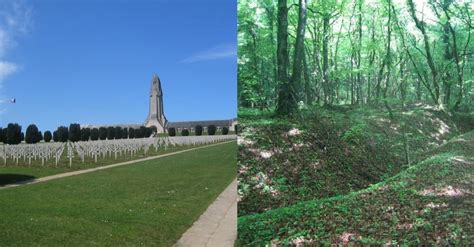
[0,140,235,190]
[174,178,237,247]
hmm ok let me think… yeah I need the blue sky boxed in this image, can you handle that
[0,0,236,132]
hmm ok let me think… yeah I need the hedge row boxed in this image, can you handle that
[1,122,239,144]
[0,123,159,145]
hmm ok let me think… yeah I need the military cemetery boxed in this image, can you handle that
[0,75,236,170]
[0,135,235,167]
[0,72,237,245]
[0,73,237,246]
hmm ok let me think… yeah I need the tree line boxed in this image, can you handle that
[238,0,473,116]
[0,123,237,145]
[0,123,159,145]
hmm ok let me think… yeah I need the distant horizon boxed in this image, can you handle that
[0,73,238,133]
[80,116,238,129]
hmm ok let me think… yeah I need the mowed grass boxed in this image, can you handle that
[0,141,236,246]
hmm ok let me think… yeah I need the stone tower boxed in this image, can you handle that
[144,74,167,133]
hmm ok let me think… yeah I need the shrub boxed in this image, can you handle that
[81,128,91,141]
[145,127,153,137]
[6,123,22,144]
[1,132,6,144]
[168,127,176,136]
[90,128,99,141]
[107,126,115,140]
[148,126,157,134]
[181,129,189,136]
[68,123,81,142]
[115,127,122,140]
[57,126,69,142]
[44,131,52,142]
[128,128,135,139]
[207,125,216,135]
[452,112,474,132]
[122,128,128,139]
[195,125,203,136]
[234,124,240,134]
[222,127,229,135]
[53,131,59,142]
[138,126,147,138]
[25,124,40,144]
[341,122,368,145]
[1,128,6,144]
[134,128,142,138]
[99,127,107,140]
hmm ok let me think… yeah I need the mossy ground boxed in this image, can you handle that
[237,104,473,245]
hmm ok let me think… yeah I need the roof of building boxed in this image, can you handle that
[167,119,237,129]
[81,124,142,129]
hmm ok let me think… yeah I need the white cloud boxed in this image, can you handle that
[181,43,237,63]
[0,1,31,115]
[0,0,31,54]
[0,0,31,82]
[0,61,17,81]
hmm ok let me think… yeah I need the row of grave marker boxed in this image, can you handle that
[0,135,236,167]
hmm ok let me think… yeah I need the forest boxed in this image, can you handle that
[238,0,472,113]
[237,0,473,245]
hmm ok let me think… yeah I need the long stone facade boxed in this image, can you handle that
[168,119,238,133]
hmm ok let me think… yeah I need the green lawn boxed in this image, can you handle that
[0,141,236,246]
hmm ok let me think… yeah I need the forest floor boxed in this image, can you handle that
[237,103,473,245]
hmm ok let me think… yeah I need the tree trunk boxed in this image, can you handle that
[303,50,312,105]
[333,19,344,105]
[322,15,330,105]
[407,0,440,106]
[265,5,278,107]
[383,0,393,119]
[276,0,307,116]
[399,56,407,103]
[443,7,465,110]
[356,0,363,104]
[392,2,436,104]
[367,13,376,103]
[289,0,308,107]
[276,0,290,115]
